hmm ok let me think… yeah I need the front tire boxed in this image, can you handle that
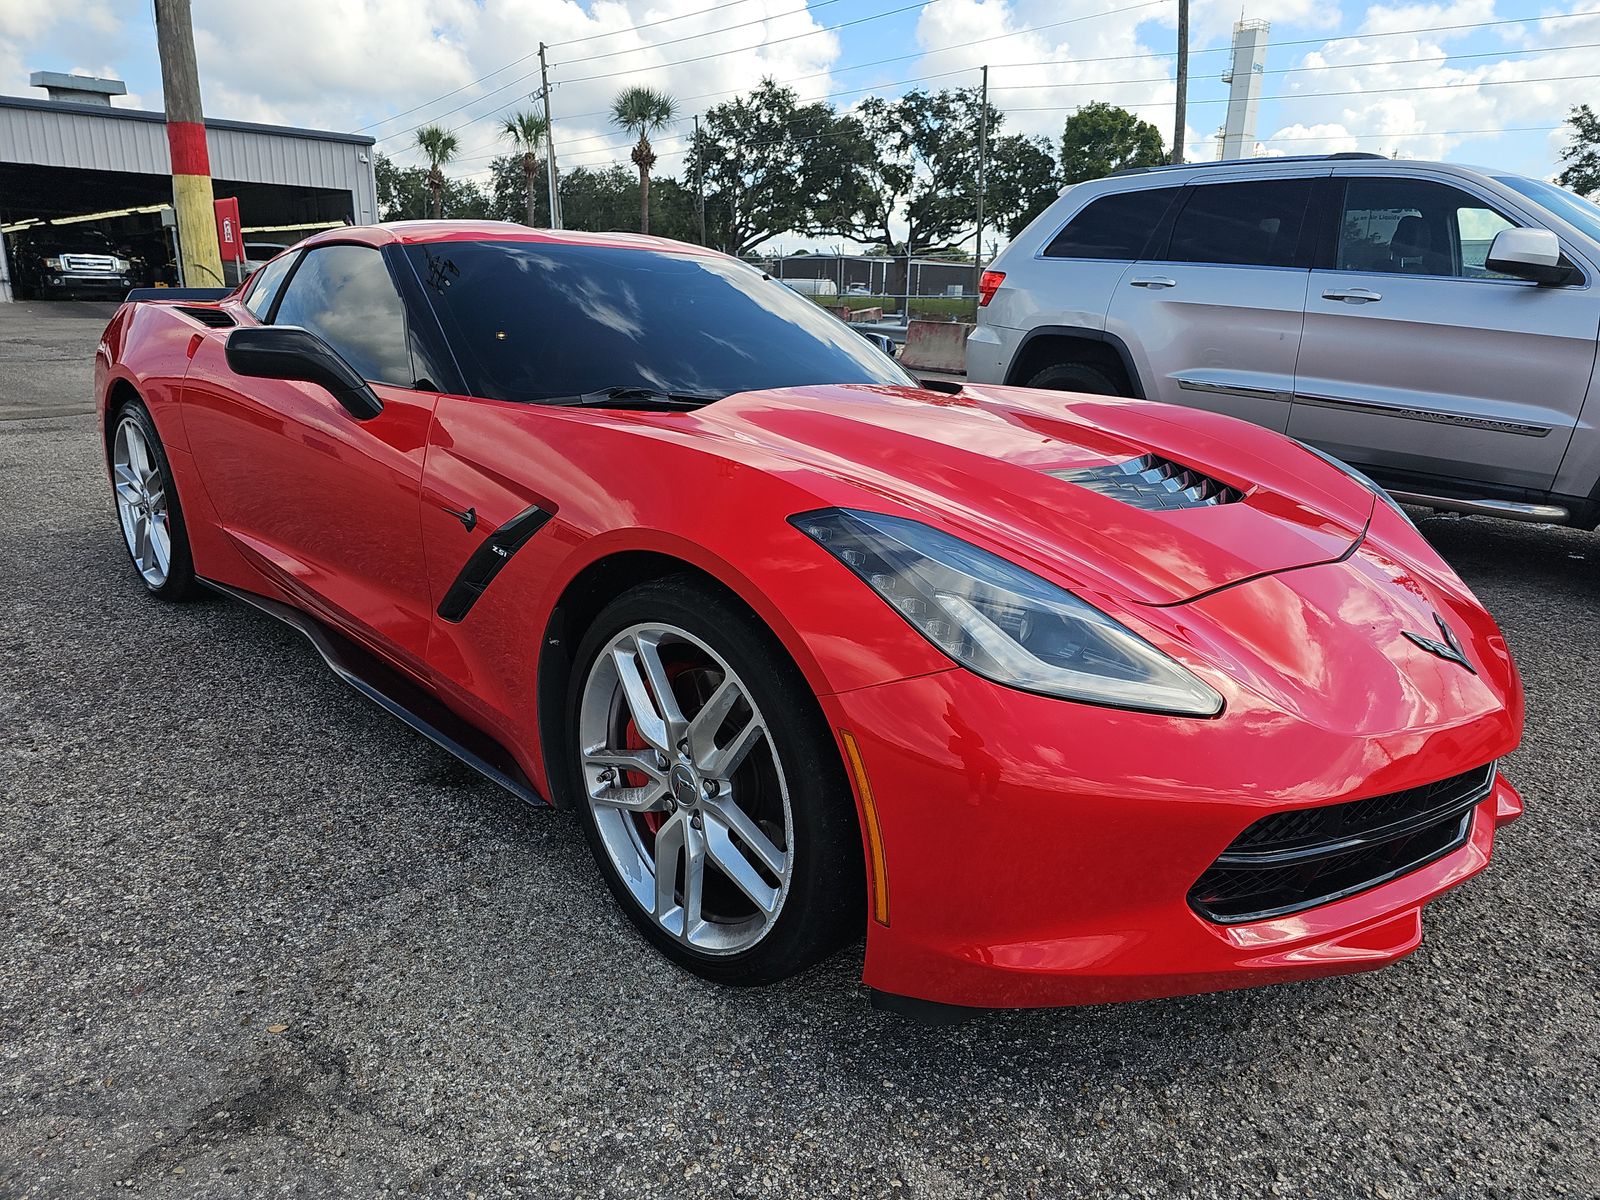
[110,399,196,600]
[565,576,863,985]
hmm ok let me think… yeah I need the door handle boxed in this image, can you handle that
[1322,287,1383,303]
[1129,276,1177,289]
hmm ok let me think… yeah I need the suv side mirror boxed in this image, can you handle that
[856,331,897,357]
[1485,227,1577,286]
[225,325,383,420]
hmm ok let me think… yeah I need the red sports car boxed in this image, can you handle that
[95,222,1524,1013]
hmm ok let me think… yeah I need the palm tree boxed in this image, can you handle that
[610,86,676,234]
[414,124,459,220]
[500,110,549,227]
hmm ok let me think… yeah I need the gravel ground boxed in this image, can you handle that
[1,301,1596,1199]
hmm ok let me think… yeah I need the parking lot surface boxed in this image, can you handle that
[2,300,1597,1199]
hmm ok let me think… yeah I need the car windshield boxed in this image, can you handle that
[403,240,913,404]
[1495,174,1600,244]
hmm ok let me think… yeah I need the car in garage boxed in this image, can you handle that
[93,221,1523,1012]
[10,230,136,299]
[968,154,1600,529]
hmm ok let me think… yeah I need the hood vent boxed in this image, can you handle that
[1049,454,1244,510]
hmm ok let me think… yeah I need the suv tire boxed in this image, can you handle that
[1024,362,1125,396]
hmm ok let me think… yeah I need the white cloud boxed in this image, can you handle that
[2,0,1593,235]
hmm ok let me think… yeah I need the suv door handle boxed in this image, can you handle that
[1129,276,1177,289]
[1322,287,1383,303]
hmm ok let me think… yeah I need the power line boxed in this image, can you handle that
[1003,70,1600,114]
[549,0,821,49]
[384,4,1600,174]
[986,38,1600,92]
[376,0,950,148]
[552,0,954,86]
[1265,123,1563,144]
[555,69,1597,171]
[357,0,848,132]
[557,0,849,67]
[419,0,1170,160]
[557,51,1600,163]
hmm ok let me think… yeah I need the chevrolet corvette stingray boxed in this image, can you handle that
[94,222,1524,1012]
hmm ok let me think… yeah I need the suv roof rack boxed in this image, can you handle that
[1111,152,1389,178]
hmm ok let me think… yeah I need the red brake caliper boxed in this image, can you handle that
[624,659,700,836]
[621,716,666,835]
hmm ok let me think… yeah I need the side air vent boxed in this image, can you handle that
[177,306,236,329]
[1049,454,1244,510]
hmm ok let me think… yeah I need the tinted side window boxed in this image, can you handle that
[271,245,412,385]
[1164,179,1312,268]
[243,251,297,318]
[1337,178,1518,278]
[1042,188,1180,260]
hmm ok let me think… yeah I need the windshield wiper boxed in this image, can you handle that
[543,386,723,410]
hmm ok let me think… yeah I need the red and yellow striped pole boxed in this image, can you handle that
[153,0,224,290]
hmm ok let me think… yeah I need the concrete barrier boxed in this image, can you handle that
[899,319,974,372]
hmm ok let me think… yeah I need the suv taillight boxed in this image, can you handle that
[978,270,1005,307]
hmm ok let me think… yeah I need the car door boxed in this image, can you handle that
[1105,173,1321,432]
[181,242,441,668]
[1289,173,1599,492]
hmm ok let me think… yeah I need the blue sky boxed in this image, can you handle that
[2,1,1593,246]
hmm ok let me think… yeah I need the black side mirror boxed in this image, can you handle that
[225,325,383,420]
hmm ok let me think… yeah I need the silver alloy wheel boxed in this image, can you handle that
[578,622,794,955]
[112,415,172,588]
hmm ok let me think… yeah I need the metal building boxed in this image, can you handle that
[1216,19,1270,161]
[0,73,377,302]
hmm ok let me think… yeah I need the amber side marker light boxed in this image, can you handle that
[840,730,889,926]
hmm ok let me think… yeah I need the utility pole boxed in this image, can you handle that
[692,113,707,246]
[974,64,989,275]
[152,0,224,287]
[538,43,563,229]
[1172,0,1189,164]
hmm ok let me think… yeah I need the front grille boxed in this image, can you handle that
[1189,763,1496,924]
[62,254,118,274]
[1049,454,1245,510]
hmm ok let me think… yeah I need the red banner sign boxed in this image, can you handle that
[213,197,245,263]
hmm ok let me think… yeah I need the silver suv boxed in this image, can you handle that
[967,153,1600,527]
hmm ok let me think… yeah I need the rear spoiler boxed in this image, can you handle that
[125,287,233,302]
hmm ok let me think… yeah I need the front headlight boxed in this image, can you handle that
[1295,439,1416,529]
[793,509,1224,717]
[43,256,64,270]
[112,257,132,271]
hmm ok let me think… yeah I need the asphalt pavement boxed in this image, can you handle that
[1,300,1596,1198]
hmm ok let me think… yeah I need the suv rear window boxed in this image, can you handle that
[1163,179,1312,268]
[1042,188,1180,260]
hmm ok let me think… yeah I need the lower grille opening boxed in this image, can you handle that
[1189,762,1495,924]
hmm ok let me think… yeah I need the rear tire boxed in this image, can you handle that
[109,398,197,601]
[1024,361,1125,396]
[565,575,863,986]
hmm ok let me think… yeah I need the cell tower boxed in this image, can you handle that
[1216,18,1270,160]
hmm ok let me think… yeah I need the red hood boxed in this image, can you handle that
[684,383,1373,607]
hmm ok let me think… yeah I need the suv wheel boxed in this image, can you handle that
[1025,362,1125,396]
